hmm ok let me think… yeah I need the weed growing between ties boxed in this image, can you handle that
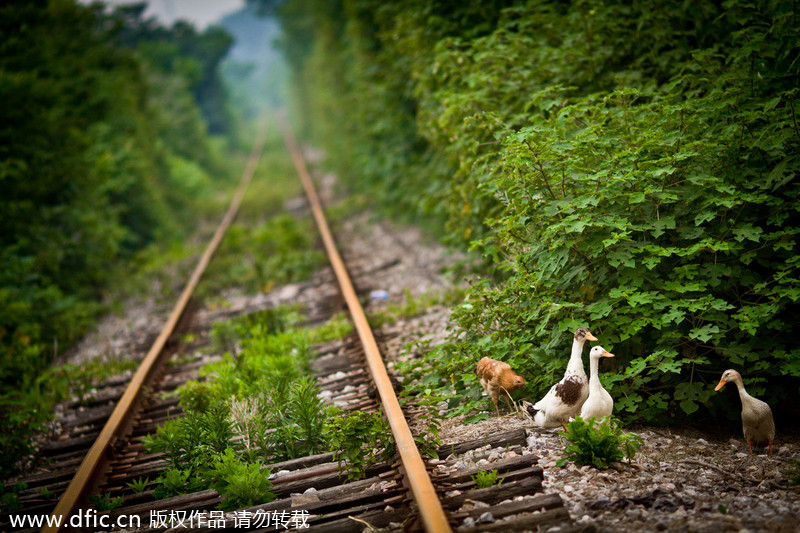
[0,482,27,512]
[0,358,139,493]
[89,492,123,512]
[326,410,397,482]
[143,307,353,509]
[366,287,467,330]
[557,416,643,470]
[398,386,443,460]
[787,459,800,487]
[472,469,504,489]
[126,476,150,493]
[199,214,327,300]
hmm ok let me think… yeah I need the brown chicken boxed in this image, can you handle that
[476,357,525,416]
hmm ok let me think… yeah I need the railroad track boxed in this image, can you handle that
[1,117,594,533]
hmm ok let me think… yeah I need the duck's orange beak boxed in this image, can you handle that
[714,378,727,391]
[586,332,598,341]
[602,350,614,358]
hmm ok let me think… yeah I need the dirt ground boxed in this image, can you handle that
[428,411,799,533]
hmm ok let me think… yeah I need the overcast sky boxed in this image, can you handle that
[87,0,246,28]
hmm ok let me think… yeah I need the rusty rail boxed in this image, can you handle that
[278,113,453,533]
[42,122,268,533]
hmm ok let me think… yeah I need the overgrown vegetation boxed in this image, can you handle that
[265,0,800,425]
[0,0,241,478]
[89,492,123,512]
[126,476,150,494]
[366,288,465,329]
[143,309,358,506]
[472,469,503,489]
[557,416,643,469]
[200,213,326,299]
[326,410,397,481]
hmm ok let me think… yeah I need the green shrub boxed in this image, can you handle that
[0,482,27,512]
[557,417,643,470]
[271,0,800,425]
[153,468,206,499]
[472,469,503,489]
[126,476,150,494]
[89,492,123,511]
[209,448,275,511]
[326,411,397,481]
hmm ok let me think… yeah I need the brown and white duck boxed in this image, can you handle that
[523,327,596,430]
[715,369,775,456]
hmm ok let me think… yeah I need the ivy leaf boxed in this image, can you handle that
[650,216,676,238]
[586,301,613,319]
[694,210,716,225]
[463,413,489,424]
[608,249,635,268]
[628,192,646,204]
[689,324,720,343]
[626,291,656,307]
[661,306,686,324]
[625,358,646,377]
[733,224,763,243]
[679,399,699,415]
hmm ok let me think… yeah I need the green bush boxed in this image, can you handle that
[471,469,503,489]
[0,0,233,478]
[326,410,397,481]
[89,492,123,512]
[209,448,275,511]
[271,0,800,425]
[557,417,643,469]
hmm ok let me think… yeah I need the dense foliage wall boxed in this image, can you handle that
[0,0,234,475]
[266,0,800,425]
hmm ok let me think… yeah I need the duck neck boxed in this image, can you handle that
[588,354,601,387]
[566,337,587,378]
[733,378,754,403]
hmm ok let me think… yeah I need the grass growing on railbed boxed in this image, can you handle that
[143,307,398,510]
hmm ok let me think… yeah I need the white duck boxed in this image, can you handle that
[523,327,597,430]
[715,369,775,456]
[579,345,615,421]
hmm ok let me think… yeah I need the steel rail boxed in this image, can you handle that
[278,114,453,533]
[42,122,269,533]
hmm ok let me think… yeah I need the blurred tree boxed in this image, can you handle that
[0,0,234,477]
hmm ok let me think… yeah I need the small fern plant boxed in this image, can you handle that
[557,416,643,469]
[472,469,504,489]
[126,476,149,493]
